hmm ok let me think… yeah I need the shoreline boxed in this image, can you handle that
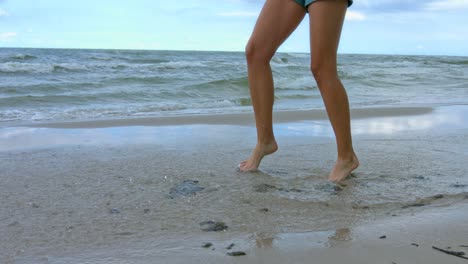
[11,106,434,129]
[2,104,467,153]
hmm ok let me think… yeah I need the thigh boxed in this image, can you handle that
[308,0,347,67]
[247,0,306,58]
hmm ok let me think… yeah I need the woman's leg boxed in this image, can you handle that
[308,0,359,182]
[239,0,306,172]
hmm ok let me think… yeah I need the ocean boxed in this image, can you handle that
[1,48,467,124]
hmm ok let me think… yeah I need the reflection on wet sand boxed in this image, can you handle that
[328,228,353,247]
[255,234,275,248]
[254,228,354,250]
[278,105,467,137]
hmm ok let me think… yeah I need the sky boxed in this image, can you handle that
[0,0,467,56]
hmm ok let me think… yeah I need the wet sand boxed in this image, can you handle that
[1,105,468,263]
[19,202,466,264]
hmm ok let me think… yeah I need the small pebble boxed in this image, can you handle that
[199,221,228,232]
[109,208,121,214]
[289,188,303,192]
[402,203,426,209]
[379,235,387,239]
[227,251,246,256]
[411,243,419,247]
[334,184,346,191]
[202,242,213,248]
[226,243,235,250]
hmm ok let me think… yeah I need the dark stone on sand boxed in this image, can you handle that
[259,208,269,212]
[227,251,246,256]
[289,188,303,193]
[402,203,426,209]
[169,180,205,198]
[352,204,370,210]
[334,184,345,191]
[254,184,277,193]
[226,243,235,250]
[199,221,228,232]
[379,235,387,239]
[433,194,444,199]
[411,243,419,247]
[432,246,466,257]
[202,242,213,248]
[143,209,150,213]
[109,208,121,214]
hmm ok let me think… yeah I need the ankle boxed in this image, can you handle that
[337,152,356,162]
[255,140,278,154]
[257,138,277,146]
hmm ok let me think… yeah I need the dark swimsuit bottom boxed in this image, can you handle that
[294,0,353,9]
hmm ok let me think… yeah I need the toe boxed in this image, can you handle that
[238,161,258,172]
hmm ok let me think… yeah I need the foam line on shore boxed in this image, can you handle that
[24,106,433,129]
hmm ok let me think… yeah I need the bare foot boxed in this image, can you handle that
[328,153,359,183]
[238,141,278,172]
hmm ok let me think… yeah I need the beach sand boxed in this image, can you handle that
[1,105,467,263]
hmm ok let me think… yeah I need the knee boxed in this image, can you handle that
[310,60,338,88]
[245,40,274,65]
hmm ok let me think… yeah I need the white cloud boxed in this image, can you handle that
[217,11,258,17]
[0,8,9,17]
[0,32,17,41]
[426,0,468,10]
[346,11,366,21]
